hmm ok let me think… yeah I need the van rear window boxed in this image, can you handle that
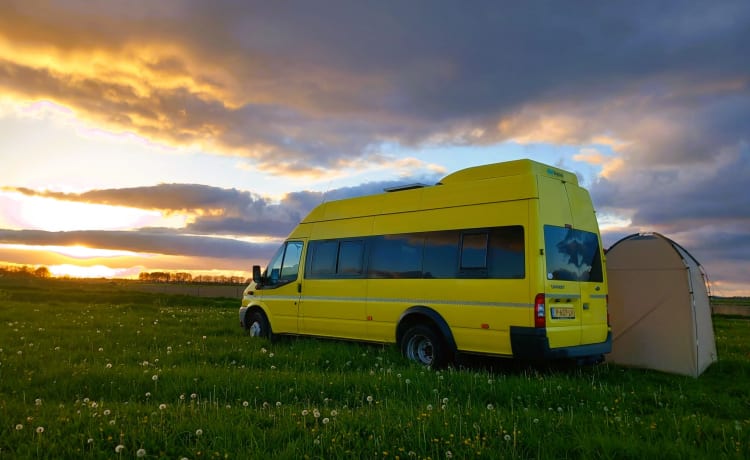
[544,226,603,282]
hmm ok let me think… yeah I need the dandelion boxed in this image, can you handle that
[366,395,374,403]
[180,394,186,401]
[243,401,249,407]
[15,424,23,431]
[191,393,197,400]
[405,379,411,384]
[115,444,125,453]
[106,363,112,369]
[302,410,309,416]
[557,407,563,413]
[159,404,167,410]
[35,398,42,406]
[196,428,203,436]
[145,392,151,398]
[313,409,321,418]
[269,352,274,358]
[136,448,146,457]
[446,451,453,459]
[486,404,494,411]
[330,410,338,417]
[36,426,44,434]
[260,348,267,354]
[202,335,207,340]
[104,409,111,416]
[442,397,449,404]
[533,418,539,423]
[276,401,282,407]
[426,404,433,411]
[504,434,511,441]
[270,365,277,370]
[322,417,330,424]
[87,438,94,444]
[98,347,104,352]
[152,374,158,381]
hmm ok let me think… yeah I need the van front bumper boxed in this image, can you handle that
[510,327,612,360]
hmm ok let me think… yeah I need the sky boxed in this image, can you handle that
[0,1,748,295]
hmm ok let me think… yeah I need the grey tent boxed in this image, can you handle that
[606,233,717,377]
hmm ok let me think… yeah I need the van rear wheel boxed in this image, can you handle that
[401,324,448,368]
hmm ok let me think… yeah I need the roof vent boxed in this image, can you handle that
[384,183,428,192]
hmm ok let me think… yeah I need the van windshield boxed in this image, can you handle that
[544,225,603,282]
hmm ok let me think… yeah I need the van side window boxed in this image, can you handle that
[309,241,338,275]
[488,226,525,279]
[265,241,303,286]
[338,241,364,275]
[422,231,460,278]
[307,239,365,278]
[460,232,489,270]
[279,241,303,282]
[369,234,424,278]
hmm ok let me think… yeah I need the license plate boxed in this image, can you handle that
[551,307,576,319]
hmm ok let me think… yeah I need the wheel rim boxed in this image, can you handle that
[406,334,433,365]
[249,321,262,337]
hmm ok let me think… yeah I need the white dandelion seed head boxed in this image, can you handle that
[104,409,111,416]
[195,428,203,436]
[427,404,433,411]
[136,448,146,457]
[159,404,166,410]
[98,347,104,352]
[109,420,115,425]
[504,434,512,441]
[15,424,23,431]
[106,363,112,369]
[276,401,282,407]
[145,392,151,398]
[405,379,411,384]
[87,438,94,444]
[446,451,453,459]
[243,401,250,407]
[486,404,494,411]
[330,410,338,417]
[35,426,44,434]
[152,374,158,381]
[35,398,42,406]
[190,393,197,399]
[302,409,309,416]
[442,398,449,404]
[313,409,321,418]
[115,444,125,453]
[366,395,373,403]
[322,417,330,424]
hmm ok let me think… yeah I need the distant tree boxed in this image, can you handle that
[34,266,51,278]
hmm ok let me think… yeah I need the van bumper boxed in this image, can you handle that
[510,327,612,360]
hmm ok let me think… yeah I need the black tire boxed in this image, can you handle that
[246,310,272,340]
[400,324,450,368]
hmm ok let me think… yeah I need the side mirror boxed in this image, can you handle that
[252,265,262,284]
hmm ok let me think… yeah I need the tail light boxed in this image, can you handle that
[534,293,546,328]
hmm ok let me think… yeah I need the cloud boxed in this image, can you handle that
[1,1,747,177]
[0,228,277,259]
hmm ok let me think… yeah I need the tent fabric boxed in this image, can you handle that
[606,233,717,377]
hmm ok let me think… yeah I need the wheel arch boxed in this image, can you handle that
[396,306,457,354]
[243,304,273,331]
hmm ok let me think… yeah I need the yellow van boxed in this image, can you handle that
[239,159,611,366]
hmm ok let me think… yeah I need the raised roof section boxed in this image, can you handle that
[438,159,578,185]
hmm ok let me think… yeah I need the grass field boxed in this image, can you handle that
[0,276,748,459]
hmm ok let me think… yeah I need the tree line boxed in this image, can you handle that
[0,265,247,284]
[137,271,248,285]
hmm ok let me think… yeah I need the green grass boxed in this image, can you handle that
[1,278,748,459]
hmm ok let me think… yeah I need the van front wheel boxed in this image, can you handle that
[247,310,272,340]
[401,325,448,368]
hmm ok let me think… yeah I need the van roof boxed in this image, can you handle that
[439,159,579,185]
